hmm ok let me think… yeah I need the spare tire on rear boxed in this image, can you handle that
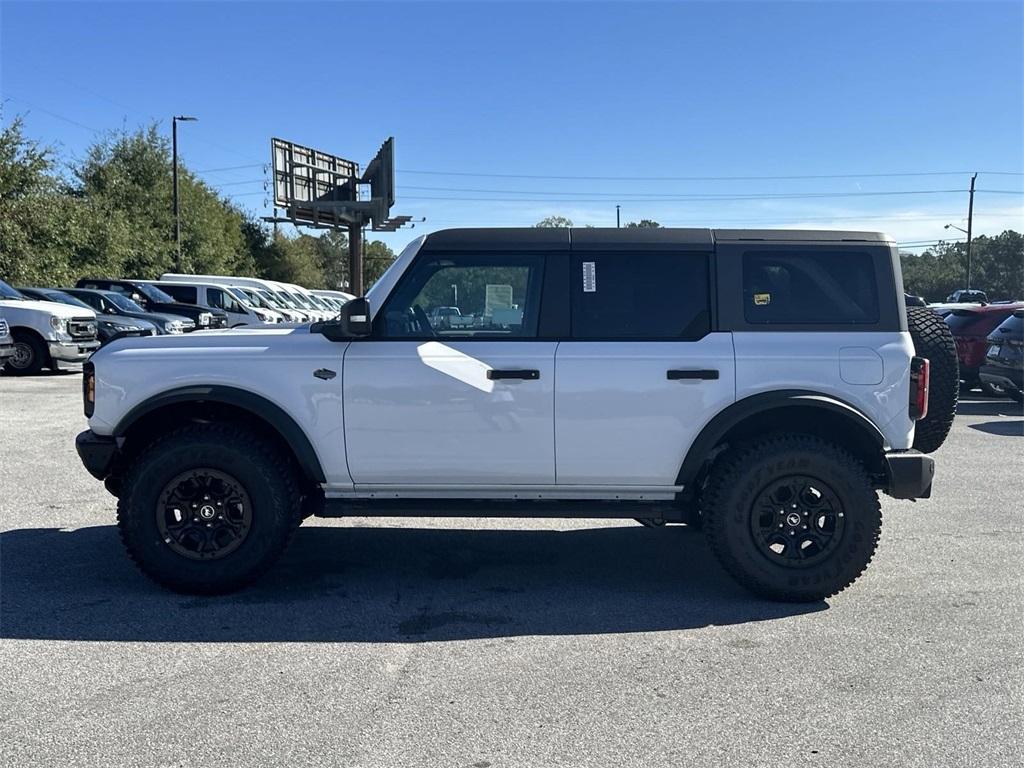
[907,306,958,453]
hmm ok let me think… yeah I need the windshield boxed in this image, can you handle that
[290,292,315,309]
[106,292,145,313]
[0,280,26,300]
[44,291,92,310]
[137,283,175,303]
[255,289,284,309]
[226,287,255,308]
[275,291,301,309]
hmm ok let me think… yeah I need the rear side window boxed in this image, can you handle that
[743,251,879,324]
[571,252,710,339]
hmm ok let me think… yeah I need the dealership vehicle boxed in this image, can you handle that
[0,313,15,364]
[979,310,1024,403]
[17,287,158,345]
[945,303,1024,394]
[147,281,280,326]
[313,289,354,309]
[77,228,957,601]
[946,288,988,304]
[75,278,227,329]
[0,279,99,375]
[62,288,195,335]
[160,274,315,322]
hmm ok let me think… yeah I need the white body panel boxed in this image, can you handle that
[88,328,354,488]
[555,335,737,485]
[732,331,915,450]
[343,340,557,485]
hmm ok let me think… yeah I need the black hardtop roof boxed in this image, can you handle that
[421,227,893,251]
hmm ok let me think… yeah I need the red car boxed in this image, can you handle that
[945,303,1024,395]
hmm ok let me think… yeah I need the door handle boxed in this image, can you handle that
[487,369,541,380]
[667,369,719,381]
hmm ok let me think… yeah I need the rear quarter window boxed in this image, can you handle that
[742,250,880,324]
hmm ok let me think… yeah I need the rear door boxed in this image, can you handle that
[555,243,735,486]
[343,250,557,486]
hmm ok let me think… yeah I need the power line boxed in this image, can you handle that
[396,168,1023,182]
[394,189,1022,204]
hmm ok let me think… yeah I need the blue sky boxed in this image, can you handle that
[2,0,1022,252]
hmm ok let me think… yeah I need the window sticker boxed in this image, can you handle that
[582,261,597,293]
[754,292,772,306]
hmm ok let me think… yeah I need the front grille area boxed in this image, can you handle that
[0,318,9,337]
[68,317,98,340]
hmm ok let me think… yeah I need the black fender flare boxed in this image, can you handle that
[113,385,326,483]
[676,390,886,491]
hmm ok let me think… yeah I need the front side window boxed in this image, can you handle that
[743,250,879,324]
[380,253,544,339]
[571,252,711,339]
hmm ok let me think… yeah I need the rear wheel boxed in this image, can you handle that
[703,435,881,602]
[3,330,48,376]
[906,306,958,453]
[117,423,302,594]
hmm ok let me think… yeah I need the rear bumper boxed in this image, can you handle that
[885,450,935,500]
[49,339,100,362]
[76,430,118,480]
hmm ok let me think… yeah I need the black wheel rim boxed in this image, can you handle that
[749,475,846,568]
[10,342,33,369]
[156,469,252,560]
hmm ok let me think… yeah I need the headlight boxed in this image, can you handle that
[166,322,185,334]
[198,312,212,327]
[253,309,270,321]
[49,316,68,332]
[116,324,142,332]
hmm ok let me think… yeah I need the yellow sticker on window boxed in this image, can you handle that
[754,292,771,306]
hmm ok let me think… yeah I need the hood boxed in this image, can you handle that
[0,297,96,319]
[100,314,159,330]
[91,325,316,361]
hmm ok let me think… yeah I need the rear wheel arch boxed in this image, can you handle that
[112,386,326,488]
[677,391,888,498]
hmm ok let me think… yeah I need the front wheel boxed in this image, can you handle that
[117,423,302,594]
[703,435,881,602]
[3,330,48,376]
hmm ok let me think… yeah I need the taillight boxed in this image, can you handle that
[909,356,929,421]
[83,361,95,417]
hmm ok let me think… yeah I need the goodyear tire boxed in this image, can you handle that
[703,435,881,602]
[117,423,302,594]
[907,306,958,453]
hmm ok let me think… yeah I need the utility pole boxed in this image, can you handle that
[616,204,621,228]
[966,172,977,289]
[171,115,197,272]
[348,222,363,296]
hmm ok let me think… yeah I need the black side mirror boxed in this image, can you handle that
[312,297,372,341]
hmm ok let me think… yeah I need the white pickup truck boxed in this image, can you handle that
[75,228,958,601]
[0,279,99,375]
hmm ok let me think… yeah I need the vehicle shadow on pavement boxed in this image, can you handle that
[0,525,824,642]
[956,398,1024,417]
[968,420,1024,436]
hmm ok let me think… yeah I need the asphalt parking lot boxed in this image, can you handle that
[1,370,1022,767]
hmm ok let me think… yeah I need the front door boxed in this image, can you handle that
[555,248,736,486]
[343,251,556,486]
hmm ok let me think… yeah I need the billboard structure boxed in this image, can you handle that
[266,137,412,294]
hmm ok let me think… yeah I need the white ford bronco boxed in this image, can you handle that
[76,228,957,601]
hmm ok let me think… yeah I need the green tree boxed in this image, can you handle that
[900,231,1023,301]
[624,219,662,228]
[534,215,573,228]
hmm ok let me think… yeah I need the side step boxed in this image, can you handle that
[318,497,687,522]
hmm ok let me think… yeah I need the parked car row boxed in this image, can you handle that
[1,272,352,376]
[940,302,1024,401]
